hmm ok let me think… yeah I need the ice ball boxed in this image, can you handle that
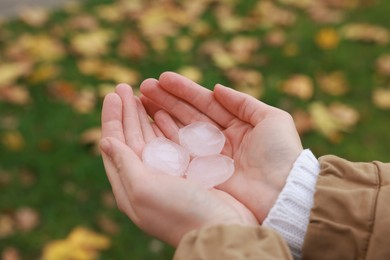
[142,137,190,177]
[186,154,234,188]
[179,121,225,157]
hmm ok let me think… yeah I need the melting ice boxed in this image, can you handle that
[142,137,190,177]
[142,122,234,188]
[179,121,225,157]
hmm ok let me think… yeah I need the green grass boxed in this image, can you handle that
[0,0,389,258]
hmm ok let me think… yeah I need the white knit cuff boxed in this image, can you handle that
[263,149,320,259]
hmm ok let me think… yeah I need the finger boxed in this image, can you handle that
[139,94,162,118]
[100,137,144,198]
[158,72,237,128]
[152,123,165,137]
[140,78,214,126]
[101,93,125,141]
[154,110,180,143]
[135,97,155,143]
[115,83,144,156]
[214,84,273,126]
[101,153,136,217]
[101,94,135,217]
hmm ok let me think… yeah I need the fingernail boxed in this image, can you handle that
[99,138,112,156]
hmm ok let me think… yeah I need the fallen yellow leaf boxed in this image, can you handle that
[177,67,203,83]
[42,226,110,260]
[315,28,340,50]
[71,30,114,57]
[309,102,359,142]
[372,88,390,109]
[1,131,25,151]
[0,62,32,86]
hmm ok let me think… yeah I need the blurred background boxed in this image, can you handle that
[0,0,389,259]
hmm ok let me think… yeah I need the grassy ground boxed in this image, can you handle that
[0,0,389,259]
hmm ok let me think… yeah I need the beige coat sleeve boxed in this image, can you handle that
[302,155,390,259]
[174,225,293,260]
[174,156,390,259]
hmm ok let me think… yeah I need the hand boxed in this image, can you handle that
[100,84,258,246]
[140,72,303,223]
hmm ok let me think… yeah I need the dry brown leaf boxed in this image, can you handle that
[282,75,313,100]
[95,4,123,23]
[1,131,25,152]
[189,20,212,37]
[317,71,349,96]
[98,84,116,99]
[315,28,340,50]
[376,54,390,77]
[372,88,390,109]
[149,37,168,52]
[341,23,389,45]
[14,207,40,232]
[306,4,344,24]
[138,7,178,38]
[97,215,119,235]
[80,127,101,155]
[0,62,32,86]
[71,30,114,57]
[0,169,12,187]
[77,59,104,76]
[0,214,15,238]
[328,103,359,128]
[0,115,19,130]
[19,7,49,27]
[175,36,194,53]
[101,191,116,209]
[278,0,313,8]
[177,67,203,83]
[265,29,286,47]
[67,14,99,30]
[28,64,60,84]
[118,32,147,59]
[72,89,97,114]
[229,36,260,64]
[226,69,263,99]
[252,1,296,28]
[19,169,37,187]
[283,42,299,57]
[148,239,164,254]
[214,5,244,33]
[211,50,236,70]
[0,86,31,105]
[48,81,78,103]
[309,102,358,142]
[13,34,65,61]
[99,64,140,85]
[1,247,21,260]
[292,109,313,135]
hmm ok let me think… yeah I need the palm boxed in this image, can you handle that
[100,84,258,245]
[140,72,303,222]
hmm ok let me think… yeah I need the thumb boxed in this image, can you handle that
[100,137,143,184]
[214,84,271,125]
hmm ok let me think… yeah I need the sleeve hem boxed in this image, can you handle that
[263,149,320,259]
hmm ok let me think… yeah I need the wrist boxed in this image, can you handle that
[263,149,320,259]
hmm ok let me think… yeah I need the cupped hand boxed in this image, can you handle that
[140,72,303,223]
[100,84,258,246]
